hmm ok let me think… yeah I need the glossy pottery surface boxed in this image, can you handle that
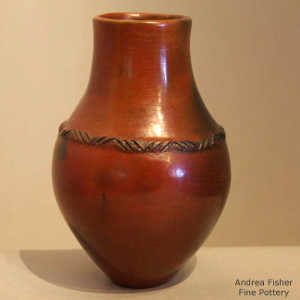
[52,12,231,288]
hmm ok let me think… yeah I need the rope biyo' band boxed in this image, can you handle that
[58,122,226,153]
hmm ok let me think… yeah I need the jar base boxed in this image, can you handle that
[110,272,178,289]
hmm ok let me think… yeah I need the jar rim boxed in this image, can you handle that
[94,12,191,24]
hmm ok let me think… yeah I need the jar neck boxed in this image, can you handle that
[68,13,218,140]
[85,13,194,98]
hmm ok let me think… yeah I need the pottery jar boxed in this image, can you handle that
[52,12,231,288]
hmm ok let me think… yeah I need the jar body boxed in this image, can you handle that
[53,137,230,287]
[52,12,231,288]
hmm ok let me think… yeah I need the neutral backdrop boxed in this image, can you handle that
[1,0,299,250]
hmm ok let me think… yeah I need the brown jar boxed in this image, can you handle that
[52,12,231,288]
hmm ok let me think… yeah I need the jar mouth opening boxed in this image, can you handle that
[95,12,191,24]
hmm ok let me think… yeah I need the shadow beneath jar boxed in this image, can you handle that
[19,249,197,294]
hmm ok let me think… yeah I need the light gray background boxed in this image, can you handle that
[1,0,299,249]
